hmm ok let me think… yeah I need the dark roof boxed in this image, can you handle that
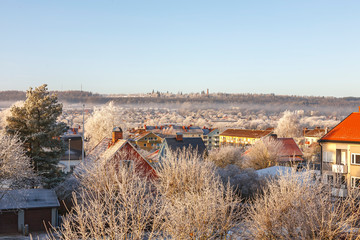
[0,189,60,210]
[220,129,272,138]
[164,137,206,156]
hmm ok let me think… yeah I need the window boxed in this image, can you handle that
[323,152,334,163]
[144,143,147,147]
[351,177,360,188]
[327,175,334,186]
[351,153,360,165]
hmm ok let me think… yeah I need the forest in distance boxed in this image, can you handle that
[1,90,360,115]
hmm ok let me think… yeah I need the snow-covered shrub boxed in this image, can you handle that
[217,165,263,199]
[243,137,284,170]
[207,146,244,168]
[242,169,360,239]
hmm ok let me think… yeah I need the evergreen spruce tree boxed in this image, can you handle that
[6,84,67,188]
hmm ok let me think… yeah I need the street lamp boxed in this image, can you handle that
[68,138,71,173]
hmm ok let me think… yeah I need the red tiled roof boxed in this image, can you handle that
[277,138,303,157]
[320,112,360,142]
[220,129,272,138]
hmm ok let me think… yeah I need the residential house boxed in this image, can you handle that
[158,133,207,163]
[0,189,59,234]
[303,127,327,148]
[220,129,273,147]
[86,127,157,179]
[243,134,304,166]
[132,131,163,151]
[275,136,304,166]
[202,128,220,149]
[142,125,204,138]
[318,109,360,197]
[59,133,83,173]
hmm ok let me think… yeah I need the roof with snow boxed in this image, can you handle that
[319,112,360,143]
[0,189,59,210]
[256,166,293,177]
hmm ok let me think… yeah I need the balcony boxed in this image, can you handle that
[332,164,347,174]
[331,187,348,197]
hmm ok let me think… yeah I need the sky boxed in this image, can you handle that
[0,1,359,97]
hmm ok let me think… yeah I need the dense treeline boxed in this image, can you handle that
[1,90,360,110]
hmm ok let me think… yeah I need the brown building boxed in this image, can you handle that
[0,189,59,234]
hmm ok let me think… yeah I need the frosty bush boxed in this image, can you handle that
[49,158,165,240]
[217,166,263,199]
[156,149,241,239]
[207,146,244,168]
[50,148,241,240]
[242,169,360,239]
[244,137,284,170]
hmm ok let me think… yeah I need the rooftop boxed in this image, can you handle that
[320,112,360,143]
[220,129,272,138]
[0,189,59,210]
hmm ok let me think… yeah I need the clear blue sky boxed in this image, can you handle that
[1,1,359,97]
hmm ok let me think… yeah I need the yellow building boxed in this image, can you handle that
[134,131,163,151]
[319,110,360,197]
[219,129,273,147]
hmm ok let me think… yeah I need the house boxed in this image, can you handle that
[0,189,59,234]
[275,136,304,166]
[220,129,273,147]
[158,133,207,163]
[59,134,83,173]
[202,128,220,149]
[132,131,163,151]
[86,127,157,179]
[303,127,327,148]
[141,125,204,138]
[318,108,360,197]
[243,134,304,166]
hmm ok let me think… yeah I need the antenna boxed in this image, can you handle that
[81,84,85,162]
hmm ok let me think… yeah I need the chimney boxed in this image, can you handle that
[144,124,147,130]
[176,132,183,141]
[112,127,123,143]
[269,134,277,140]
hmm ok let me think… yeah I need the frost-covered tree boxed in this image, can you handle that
[274,110,301,138]
[6,84,67,188]
[0,133,37,194]
[0,101,24,130]
[84,101,119,151]
[244,137,284,170]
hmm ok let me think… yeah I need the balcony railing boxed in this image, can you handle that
[332,164,347,174]
[331,187,348,197]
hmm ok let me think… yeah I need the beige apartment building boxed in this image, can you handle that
[319,109,360,197]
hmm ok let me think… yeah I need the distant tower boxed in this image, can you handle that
[207,88,209,96]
